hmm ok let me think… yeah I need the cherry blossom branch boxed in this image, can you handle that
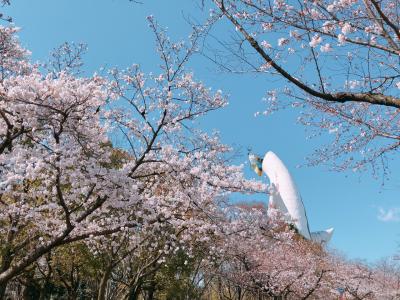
[216,0,400,108]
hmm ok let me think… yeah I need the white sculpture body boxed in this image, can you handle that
[249,151,334,244]
[262,151,312,239]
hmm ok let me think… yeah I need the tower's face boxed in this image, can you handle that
[248,154,263,176]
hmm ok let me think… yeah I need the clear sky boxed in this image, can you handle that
[4,0,400,263]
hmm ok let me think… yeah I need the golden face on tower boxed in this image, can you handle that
[248,154,263,176]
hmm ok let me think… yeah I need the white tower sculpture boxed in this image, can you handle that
[249,151,334,244]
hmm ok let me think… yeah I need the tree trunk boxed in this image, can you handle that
[237,286,242,300]
[97,265,113,300]
[0,282,8,300]
[0,248,13,300]
[145,280,156,300]
[126,282,142,300]
[125,271,148,300]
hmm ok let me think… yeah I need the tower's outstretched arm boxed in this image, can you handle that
[311,228,334,244]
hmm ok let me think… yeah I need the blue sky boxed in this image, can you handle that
[5,0,400,262]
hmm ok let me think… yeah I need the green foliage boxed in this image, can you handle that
[155,250,203,300]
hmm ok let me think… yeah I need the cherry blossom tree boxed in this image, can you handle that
[202,207,400,299]
[207,0,400,176]
[0,18,264,298]
[209,209,330,299]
